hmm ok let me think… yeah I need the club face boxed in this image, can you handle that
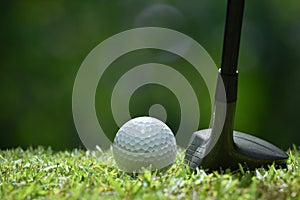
[184,129,210,170]
[184,129,288,171]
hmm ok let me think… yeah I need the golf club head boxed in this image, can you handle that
[184,128,288,171]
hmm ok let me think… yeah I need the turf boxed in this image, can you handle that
[0,146,299,200]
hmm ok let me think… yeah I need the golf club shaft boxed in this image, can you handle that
[213,0,245,145]
[221,0,245,75]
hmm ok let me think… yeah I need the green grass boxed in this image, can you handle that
[0,146,299,200]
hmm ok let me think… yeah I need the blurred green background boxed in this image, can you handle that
[1,0,299,150]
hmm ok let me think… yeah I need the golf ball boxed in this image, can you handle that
[113,116,177,173]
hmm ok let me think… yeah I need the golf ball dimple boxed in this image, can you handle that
[113,116,177,173]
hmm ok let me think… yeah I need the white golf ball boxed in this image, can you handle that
[113,116,177,173]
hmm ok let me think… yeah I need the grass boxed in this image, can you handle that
[0,146,299,200]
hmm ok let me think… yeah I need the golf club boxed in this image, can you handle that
[184,0,288,171]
